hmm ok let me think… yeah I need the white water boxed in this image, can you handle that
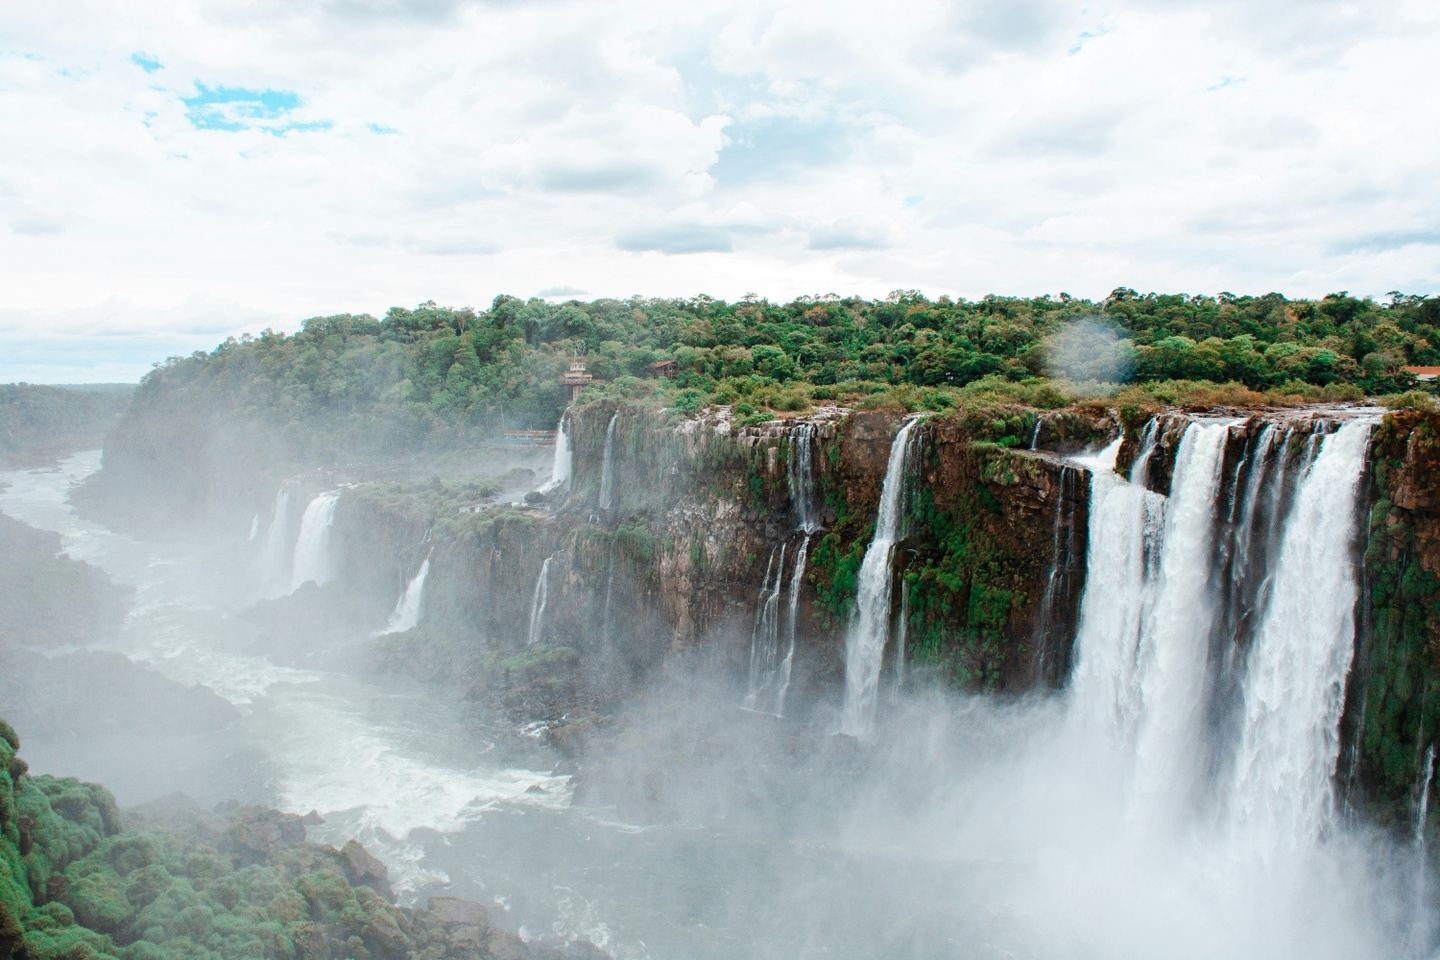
[384,551,432,634]
[2,420,1425,960]
[841,417,921,736]
[0,453,566,900]
[290,490,341,592]
[1228,419,1373,851]
[744,543,788,713]
[259,486,293,596]
[247,513,259,541]
[538,413,573,495]
[597,412,619,515]
[527,555,553,646]
[788,422,820,533]
[1129,420,1232,821]
[775,534,810,717]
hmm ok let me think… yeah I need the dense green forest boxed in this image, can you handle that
[0,384,134,466]
[125,290,1440,456]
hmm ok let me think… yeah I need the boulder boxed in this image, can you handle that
[340,839,393,898]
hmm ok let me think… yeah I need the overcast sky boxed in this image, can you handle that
[2,0,1437,382]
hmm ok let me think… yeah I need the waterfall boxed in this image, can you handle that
[527,556,554,646]
[745,543,788,711]
[259,486,293,595]
[1129,420,1233,817]
[788,422,821,533]
[893,578,910,694]
[538,413,573,495]
[1033,463,1083,686]
[775,534,809,717]
[384,551,432,633]
[1029,415,1044,450]
[1227,419,1374,850]
[290,491,341,592]
[597,412,619,516]
[1068,436,1167,747]
[247,513,259,541]
[841,417,923,736]
[1412,744,1437,953]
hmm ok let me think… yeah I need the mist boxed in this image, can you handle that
[1,376,1434,960]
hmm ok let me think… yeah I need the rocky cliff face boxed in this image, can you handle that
[341,403,1108,722]
[1350,408,1440,826]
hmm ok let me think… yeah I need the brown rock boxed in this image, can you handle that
[484,927,530,960]
[340,839,393,899]
[427,896,490,929]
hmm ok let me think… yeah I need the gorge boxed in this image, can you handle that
[5,385,1440,960]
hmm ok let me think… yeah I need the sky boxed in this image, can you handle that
[2,0,1438,382]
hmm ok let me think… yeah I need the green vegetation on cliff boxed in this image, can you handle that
[120,291,1436,463]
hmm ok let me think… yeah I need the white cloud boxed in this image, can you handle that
[0,0,1438,381]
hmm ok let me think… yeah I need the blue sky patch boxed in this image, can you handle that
[131,52,163,73]
[368,122,399,135]
[181,83,314,132]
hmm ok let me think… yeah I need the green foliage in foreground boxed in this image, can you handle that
[123,290,1438,461]
[0,721,504,960]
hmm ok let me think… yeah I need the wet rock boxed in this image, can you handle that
[340,838,393,897]
[427,896,490,929]
[484,926,530,960]
[225,807,306,864]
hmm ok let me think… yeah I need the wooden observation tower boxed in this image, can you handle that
[560,358,594,401]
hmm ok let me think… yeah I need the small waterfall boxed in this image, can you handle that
[1029,415,1044,450]
[841,417,923,736]
[788,422,821,533]
[290,490,341,592]
[893,578,910,694]
[259,486,293,595]
[1033,463,1083,687]
[538,413,573,494]
[1412,744,1437,953]
[527,556,554,646]
[775,534,809,717]
[745,543,788,711]
[384,551,432,633]
[1228,418,1374,851]
[247,513,259,541]
[597,412,619,516]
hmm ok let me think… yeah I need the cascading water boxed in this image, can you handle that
[259,486,293,595]
[775,534,808,717]
[1227,418,1374,851]
[290,491,341,592]
[383,551,432,634]
[597,412,619,517]
[746,424,824,716]
[841,417,923,736]
[1033,463,1083,687]
[788,422,820,535]
[538,413,573,495]
[744,544,787,712]
[1129,420,1233,818]
[527,555,554,646]
[1068,414,1379,846]
[1067,436,1166,750]
[893,579,909,694]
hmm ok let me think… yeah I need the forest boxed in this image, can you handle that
[123,290,1440,458]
